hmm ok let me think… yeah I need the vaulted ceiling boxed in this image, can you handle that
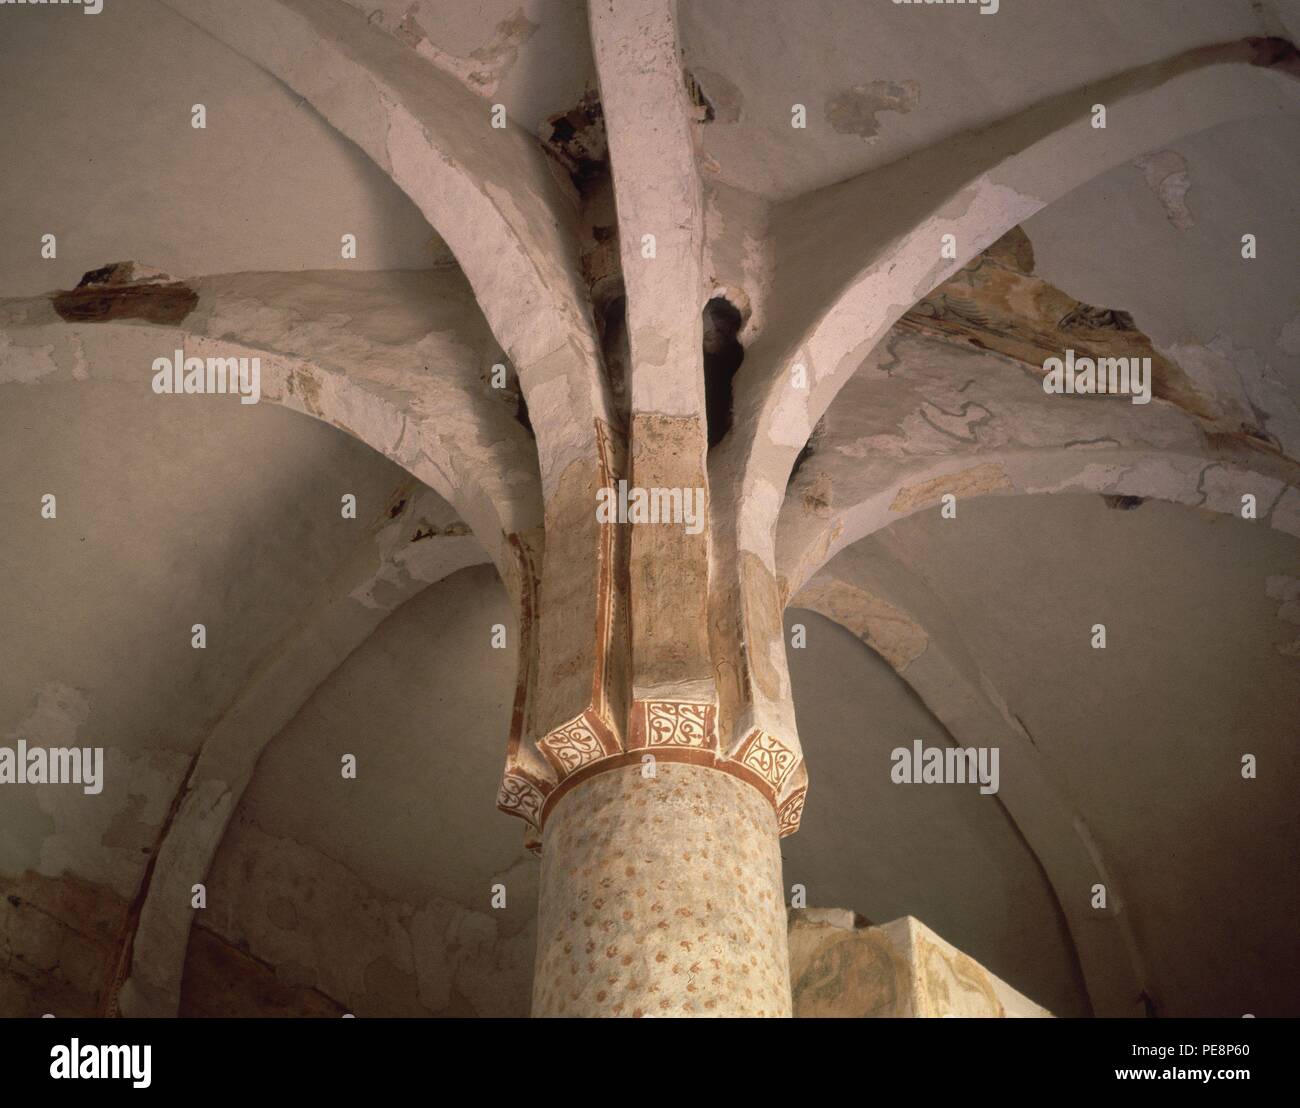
[2,0,1297,1018]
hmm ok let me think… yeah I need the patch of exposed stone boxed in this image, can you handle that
[686,68,742,124]
[1244,34,1300,74]
[683,69,715,123]
[1102,494,1146,511]
[800,470,834,517]
[890,462,1011,513]
[584,224,621,296]
[0,870,129,1017]
[1059,304,1137,333]
[410,520,471,542]
[541,89,608,187]
[179,923,347,1018]
[51,262,197,325]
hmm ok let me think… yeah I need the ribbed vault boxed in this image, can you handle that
[2,0,1297,1020]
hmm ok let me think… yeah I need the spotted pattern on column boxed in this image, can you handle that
[533,762,791,1017]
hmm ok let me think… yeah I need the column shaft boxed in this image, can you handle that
[533,762,791,1017]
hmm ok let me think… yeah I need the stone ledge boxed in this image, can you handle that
[789,909,1051,1018]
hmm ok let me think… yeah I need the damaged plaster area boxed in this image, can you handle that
[379,3,538,97]
[1,266,544,553]
[540,88,608,183]
[0,686,188,1017]
[3,3,1300,1026]
[51,262,197,326]
[775,220,1299,593]
[825,80,921,138]
[1164,332,1300,460]
[191,815,536,1017]
[895,226,1222,425]
[889,462,1012,514]
[0,869,129,1016]
[348,487,487,611]
[1132,150,1195,231]
[688,68,743,124]
[0,685,190,902]
[155,564,538,1017]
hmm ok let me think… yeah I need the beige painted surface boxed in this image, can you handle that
[790,910,1051,1018]
[534,762,790,1016]
[0,0,1296,1021]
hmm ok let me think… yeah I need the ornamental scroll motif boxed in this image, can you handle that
[777,788,806,837]
[497,773,545,825]
[538,718,606,775]
[645,701,709,747]
[738,730,798,791]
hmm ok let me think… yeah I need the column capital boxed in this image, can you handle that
[499,701,807,841]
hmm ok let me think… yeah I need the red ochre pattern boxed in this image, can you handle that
[532,761,791,1017]
[499,701,806,840]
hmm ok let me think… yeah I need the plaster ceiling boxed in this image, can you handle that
[794,494,1300,1018]
[1022,113,1300,456]
[679,0,1292,199]
[4,375,1293,1016]
[0,0,450,298]
[0,382,422,895]
[1,0,1296,1021]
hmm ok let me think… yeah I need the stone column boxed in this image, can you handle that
[532,760,790,1017]
[501,0,805,1018]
